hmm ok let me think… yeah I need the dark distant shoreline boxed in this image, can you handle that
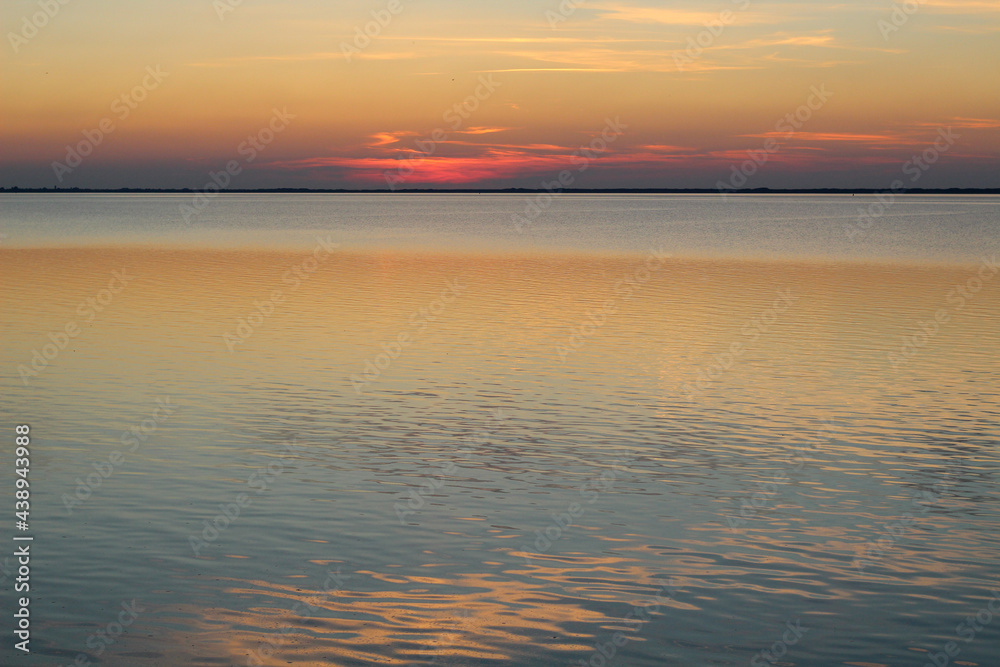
[2,187,999,194]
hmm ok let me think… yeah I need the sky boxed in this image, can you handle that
[1,0,998,190]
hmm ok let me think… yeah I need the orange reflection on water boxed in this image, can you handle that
[175,569,636,665]
[4,247,998,666]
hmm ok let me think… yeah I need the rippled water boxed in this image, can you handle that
[1,195,999,666]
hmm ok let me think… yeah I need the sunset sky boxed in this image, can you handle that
[2,0,998,189]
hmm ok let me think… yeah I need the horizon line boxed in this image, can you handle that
[3,187,999,195]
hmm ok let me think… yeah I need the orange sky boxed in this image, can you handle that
[1,0,998,189]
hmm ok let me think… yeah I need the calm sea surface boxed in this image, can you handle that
[1,194,998,666]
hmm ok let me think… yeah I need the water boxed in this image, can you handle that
[1,194,998,666]
[2,192,998,263]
